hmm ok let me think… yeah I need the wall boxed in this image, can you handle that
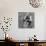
[0,0,46,40]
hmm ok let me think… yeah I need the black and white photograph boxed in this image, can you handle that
[18,12,34,28]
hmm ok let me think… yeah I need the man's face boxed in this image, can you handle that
[23,21,29,28]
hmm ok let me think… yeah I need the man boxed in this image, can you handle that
[23,15,32,28]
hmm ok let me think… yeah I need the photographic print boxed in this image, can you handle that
[18,12,34,28]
